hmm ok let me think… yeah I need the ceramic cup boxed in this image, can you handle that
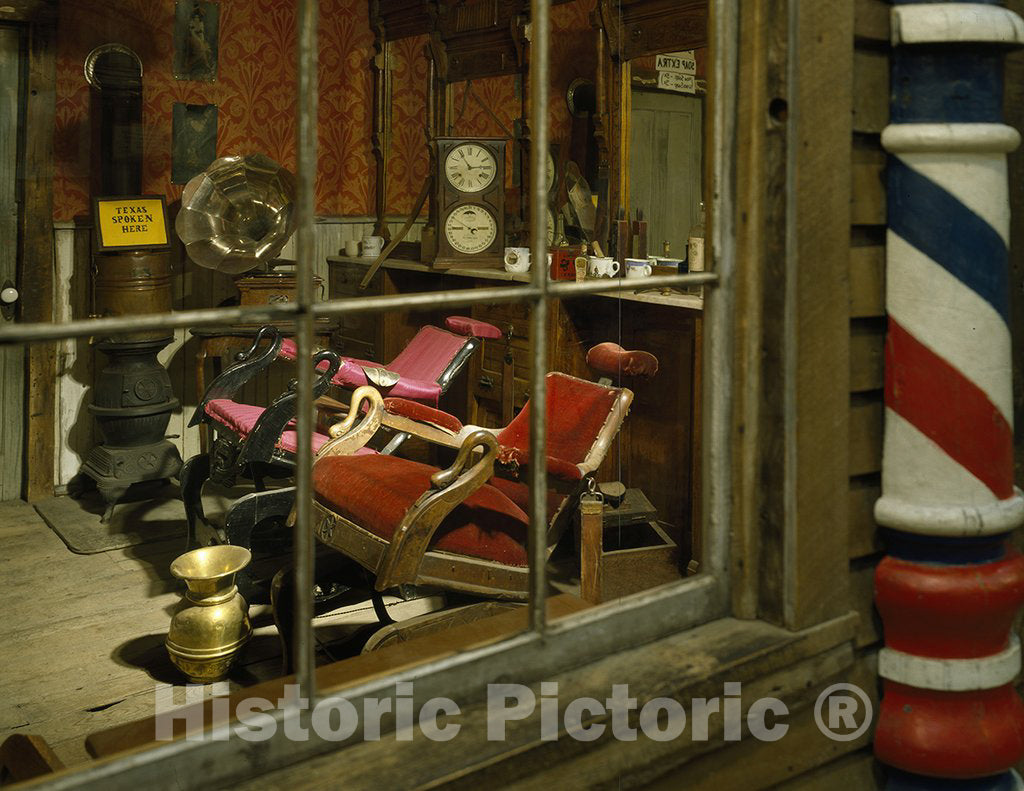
[625,258,653,278]
[503,247,531,273]
[361,235,384,258]
[343,239,360,257]
[588,256,620,278]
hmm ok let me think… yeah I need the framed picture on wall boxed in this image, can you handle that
[173,0,219,81]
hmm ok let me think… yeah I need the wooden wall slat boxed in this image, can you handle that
[854,0,890,43]
[849,396,883,477]
[20,17,56,501]
[848,474,882,559]
[775,749,881,791]
[850,319,886,393]
[853,49,889,134]
[850,559,883,648]
[851,145,886,226]
[850,244,885,318]
[782,0,855,631]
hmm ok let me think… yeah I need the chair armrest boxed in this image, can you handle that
[237,350,341,465]
[444,315,503,339]
[383,398,464,434]
[189,326,282,427]
[375,430,500,590]
[314,386,387,458]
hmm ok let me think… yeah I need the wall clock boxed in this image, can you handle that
[432,137,506,268]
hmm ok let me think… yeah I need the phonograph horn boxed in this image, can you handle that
[175,153,297,275]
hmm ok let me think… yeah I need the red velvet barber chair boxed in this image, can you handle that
[180,317,501,551]
[272,343,658,656]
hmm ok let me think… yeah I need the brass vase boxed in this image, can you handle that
[166,545,253,684]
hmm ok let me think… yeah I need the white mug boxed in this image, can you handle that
[588,256,620,278]
[625,259,653,278]
[361,235,384,258]
[343,239,360,257]
[503,247,531,273]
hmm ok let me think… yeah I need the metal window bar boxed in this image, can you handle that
[4,0,740,784]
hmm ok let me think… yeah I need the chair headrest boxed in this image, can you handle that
[586,342,659,379]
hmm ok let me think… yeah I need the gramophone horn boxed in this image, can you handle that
[175,153,297,275]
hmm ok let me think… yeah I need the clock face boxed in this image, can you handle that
[444,143,497,193]
[444,204,497,255]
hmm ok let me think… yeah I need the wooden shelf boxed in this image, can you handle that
[324,256,704,310]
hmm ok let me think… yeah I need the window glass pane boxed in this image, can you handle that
[0,0,722,782]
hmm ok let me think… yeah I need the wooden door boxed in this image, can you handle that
[0,26,23,500]
[629,90,703,258]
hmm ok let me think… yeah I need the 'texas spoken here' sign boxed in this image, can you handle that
[94,196,170,252]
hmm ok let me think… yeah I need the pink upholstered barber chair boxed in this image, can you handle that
[181,317,501,550]
[272,343,658,655]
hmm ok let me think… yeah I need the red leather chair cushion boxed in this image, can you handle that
[204,399,376,456]
[314,455,529,567]
[444,315,503,339]
[495,373,621,479]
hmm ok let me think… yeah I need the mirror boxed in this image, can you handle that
[596,0,708,263]
[627,50,706,259]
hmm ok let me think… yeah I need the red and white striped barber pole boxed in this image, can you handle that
[875,2,1024,788]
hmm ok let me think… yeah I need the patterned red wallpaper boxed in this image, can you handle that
[384,34,431,216]
[53,0,607,221]
[53,0,375,221]
[381,0,598,215]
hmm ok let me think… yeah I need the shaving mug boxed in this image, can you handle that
[625,259,653,278]
[361,235,384,258]
[503,247,531,273]
[343,239,360,257]
[588,256,620,278]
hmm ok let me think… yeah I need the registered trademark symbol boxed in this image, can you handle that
[813,683,872,742]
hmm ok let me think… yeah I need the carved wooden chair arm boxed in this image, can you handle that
[190,325,283,427]
[312,385,388,458]
[374,430,500,590]
[237,349,341,466]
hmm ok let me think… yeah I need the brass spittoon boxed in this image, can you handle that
[166,545,253,684]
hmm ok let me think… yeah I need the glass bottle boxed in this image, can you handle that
[687,202,705,273]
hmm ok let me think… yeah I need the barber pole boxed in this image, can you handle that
[875,1,1024,786]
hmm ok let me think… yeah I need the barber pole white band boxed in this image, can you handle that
[892,3,1024,46]
[879,636,1022,691]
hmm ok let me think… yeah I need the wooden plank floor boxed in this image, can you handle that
[0,497,438,769]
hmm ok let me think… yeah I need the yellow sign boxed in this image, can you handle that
[94,196,170,250]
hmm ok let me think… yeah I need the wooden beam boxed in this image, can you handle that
[18,13,57,501]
